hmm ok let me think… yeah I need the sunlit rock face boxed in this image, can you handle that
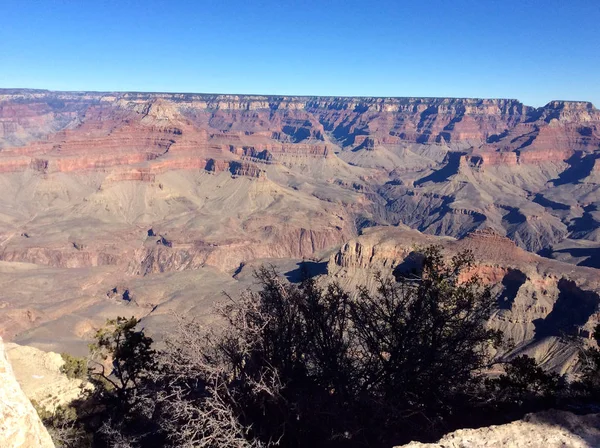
[0,337,55,448]
[5,342,88,413]
[397,410,600,448]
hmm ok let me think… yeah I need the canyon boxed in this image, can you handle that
[0,89,598,368]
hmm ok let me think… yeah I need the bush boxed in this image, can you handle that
[486,355,563,408]
[84,317,160,447]
[60,353,87,381]
[572,324,600,401]
[149,246,503,447]
[65,246,596,447]
[33,401,91,448]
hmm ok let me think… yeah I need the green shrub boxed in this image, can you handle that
[486,355,563,406]
[60,353,87,381]
[572,324,600,400]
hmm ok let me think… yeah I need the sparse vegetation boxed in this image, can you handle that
[485,355,564,411]
[38,246,600,447]
[60,353,87,381]
[33,401,91,448]
[572,323,600,402]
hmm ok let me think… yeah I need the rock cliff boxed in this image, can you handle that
[0,337,55,448]
[0,91,597,256]
[6,342,86,412]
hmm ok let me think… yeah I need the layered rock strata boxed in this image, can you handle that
[328,226,600,371]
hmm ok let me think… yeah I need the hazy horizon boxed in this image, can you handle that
[2,86,597,109]
[2,0,599,108]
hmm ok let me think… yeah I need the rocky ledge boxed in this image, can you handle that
[0,337,54,448]
[398,410,600,448]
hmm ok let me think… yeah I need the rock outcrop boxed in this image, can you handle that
[0,337,55,448]
[398,410,600,448]
[0,89,599,261]
[6,342,86,412]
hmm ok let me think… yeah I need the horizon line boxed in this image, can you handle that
[0,87,596,110]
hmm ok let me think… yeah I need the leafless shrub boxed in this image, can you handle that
[154,314,271,447]
[98,420,141,448]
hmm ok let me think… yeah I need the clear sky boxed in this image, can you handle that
[1,0,599,107]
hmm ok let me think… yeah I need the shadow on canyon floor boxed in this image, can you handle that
[553,152,599,186]
[414,152,464,186]
[284,260,328,283]
[533,279,600,339]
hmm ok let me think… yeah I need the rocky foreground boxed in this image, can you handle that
[2,336,600,447]
[5,341,87,412]
[0,337,55,448]
[398,411,600,448]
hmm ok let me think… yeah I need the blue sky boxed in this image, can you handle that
[1,0,599,107]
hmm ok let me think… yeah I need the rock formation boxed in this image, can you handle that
[0,336,55,448]
[397,410,600,448]
[5,342,87,412]
[1,89,599,266]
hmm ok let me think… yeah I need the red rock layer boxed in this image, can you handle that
[1,91,599,176]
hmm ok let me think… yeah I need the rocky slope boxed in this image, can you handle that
[0,336,55,448]
[6,342,86,412]
[398,410,600,448]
